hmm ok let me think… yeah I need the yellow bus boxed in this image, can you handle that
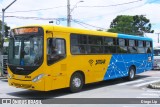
[8,25,153,92]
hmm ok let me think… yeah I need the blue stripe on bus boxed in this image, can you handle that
[118,34,152,41]
[103,54,153,80]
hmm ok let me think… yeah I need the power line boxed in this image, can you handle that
[0,15,106,30]
[1,0,143,13]
[80,0,158,20]
[73,21,91,29]
[72,0,158,20]
[79,0,142,8]
[1,6,66,13]
[2,15,66,21]
[1,0,157,30]
[109,0,158,14]
[72,19,106,30]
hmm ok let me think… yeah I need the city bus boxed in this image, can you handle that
[153,47,160,69]
[7,25,153,92]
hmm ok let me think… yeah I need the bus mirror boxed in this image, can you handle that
[46,30,53,38]
[9,30,14,37]
[9,30,15,40]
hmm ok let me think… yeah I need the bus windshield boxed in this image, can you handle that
[154,50,160,56]
[8,35,43,66]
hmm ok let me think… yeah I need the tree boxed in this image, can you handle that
[0,20,10,48]
[107,15,154,36]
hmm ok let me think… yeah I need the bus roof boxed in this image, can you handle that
[118,34,152,41]
[12,25,152,41]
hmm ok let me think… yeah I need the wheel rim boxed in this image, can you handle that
[130,69,135,79]
[72,77,81,88]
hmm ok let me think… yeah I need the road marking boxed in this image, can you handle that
[133,79,160,87]
[137,93,160,98]
[141,93,159,97]
[136,96,148,98]
[145,77,160,79]
[137,89,160,98]
[146,90,160,93]
[123,106,136,107]
[117,79,144,86]
[136,96,159,98]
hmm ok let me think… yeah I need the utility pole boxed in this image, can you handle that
[1,0,16,77]
[1,0,17,40]
[156,33,160,43]
[67,0,71,27]
[67,0,83,27]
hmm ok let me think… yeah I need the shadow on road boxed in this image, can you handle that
[7,75,150,99]
[7,88,72,99]
[0,77,8,82]
[83,75,150,91]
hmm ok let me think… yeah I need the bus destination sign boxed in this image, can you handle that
[13,27,39,35]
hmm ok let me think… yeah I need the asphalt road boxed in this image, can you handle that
[1,70,160,107]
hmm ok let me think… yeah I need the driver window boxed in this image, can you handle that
[47,38,66,65]
[48,39,56,55]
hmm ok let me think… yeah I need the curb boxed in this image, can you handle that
[148,82,160,89]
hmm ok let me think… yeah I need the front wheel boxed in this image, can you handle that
[127,66,136,81]
[70,73,84,93]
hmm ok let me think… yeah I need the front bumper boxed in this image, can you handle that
[8,77,45,91]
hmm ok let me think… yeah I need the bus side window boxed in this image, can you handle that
[47,38,56,55]
[47,38,66,65]
[128,40,137,53]
[146,41,152,53]
[104,37,116,53]
[71,46,80,54]
[70,34,87,54]
[117,39,128,53]
[137,41,145,53]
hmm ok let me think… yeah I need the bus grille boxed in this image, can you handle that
[13,83,32,89]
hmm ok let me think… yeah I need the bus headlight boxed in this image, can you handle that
[32,74,44,82]
[8,74,12,79]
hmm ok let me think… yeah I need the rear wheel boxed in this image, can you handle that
[127,66,136,81]
[70,72,84,93]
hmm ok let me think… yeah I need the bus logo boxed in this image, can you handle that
[89,59,106,66]
[88,59,94,66]
[16,67,24,70]
[95,59,106,65]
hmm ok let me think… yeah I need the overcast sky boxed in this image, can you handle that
[0,0,160,33]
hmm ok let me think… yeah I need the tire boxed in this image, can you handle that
[127,66,136,81]
[70,72,84,93]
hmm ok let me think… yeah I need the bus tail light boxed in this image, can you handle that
[32,74,44,82]
[148,57,152,62]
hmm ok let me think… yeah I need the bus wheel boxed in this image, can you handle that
[70,72,84,93]
[127,66,136,81]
